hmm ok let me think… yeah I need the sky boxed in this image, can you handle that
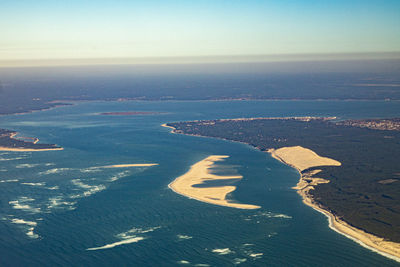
[0,0,399,64]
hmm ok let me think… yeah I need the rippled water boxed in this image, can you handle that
[0,100,399,266]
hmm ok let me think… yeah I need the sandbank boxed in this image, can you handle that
[268,146,400,262]
[169,155,260,209]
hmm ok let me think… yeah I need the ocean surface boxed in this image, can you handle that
[0,100,399,266]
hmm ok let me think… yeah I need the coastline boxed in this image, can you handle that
[268,147,400,262]
[163,122,400,262]
[168,155,260,209]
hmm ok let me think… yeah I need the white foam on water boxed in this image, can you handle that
[212,248,233,255]
[40,168,71,175]
[45,163,55,166]
[177,234,193,240]
[11,218,37,226]
[70,179,106,198]
[0,179,19,183]
[9,202,31,210]
[20,196,35,201]
[0,157,24,161]
[108,171,131,182]
[267,232,277,238]
[86,237,145,250]
[194,264,210,267]
[252,211,292,219]
[233,258,247,265]
[71,179,92,189]
[11,218,39,239]
[249,253,263,258]
[26,227,39,239]
[271,214,292,219]
[87,226,161,251]
[21,182,46,186]
[47,196,76,210]
[117,226,161,239]
[80,168,102,173]
[177,260,190,264]
[46,186,59,190]
[16,164,39,168]
[9,198,41,213]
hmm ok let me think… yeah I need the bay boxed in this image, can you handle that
[0,100,399,266]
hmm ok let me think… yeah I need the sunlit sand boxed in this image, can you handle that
[169,155,260,209]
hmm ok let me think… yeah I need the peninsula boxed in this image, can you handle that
[0,129,62,151]
[163,117,400,260]
[169,155,260,209]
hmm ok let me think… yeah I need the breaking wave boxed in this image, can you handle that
[87,226,161,251]
[109,170,131,182]
[11,218,39,239]
[16,164,39,169]
[177,234,193,240]
[39,168,71,175]
[212,248,233,255]
[9,197,41,213]
[0,179,19,183]
[47,196,76,210]
[21,182,46,187]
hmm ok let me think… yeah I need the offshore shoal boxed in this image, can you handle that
[168,155,260,209]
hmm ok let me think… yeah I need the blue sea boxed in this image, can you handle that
[0,100,399,266]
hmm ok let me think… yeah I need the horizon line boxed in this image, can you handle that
[1,52,399,68]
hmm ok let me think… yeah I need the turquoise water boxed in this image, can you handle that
[0,100,399,266]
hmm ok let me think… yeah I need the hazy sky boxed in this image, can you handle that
[1,0,399,63]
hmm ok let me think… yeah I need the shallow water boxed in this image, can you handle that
[0,100,399,266]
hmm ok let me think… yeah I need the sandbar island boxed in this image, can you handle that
[169,155,260,209]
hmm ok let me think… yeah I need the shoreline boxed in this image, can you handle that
[168,155,260,209]
[163,122,400,262]
[268,147,400,262]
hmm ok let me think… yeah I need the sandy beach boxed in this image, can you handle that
[169,155,260,209]
[268,146,400,262]
[161,123,176,131]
